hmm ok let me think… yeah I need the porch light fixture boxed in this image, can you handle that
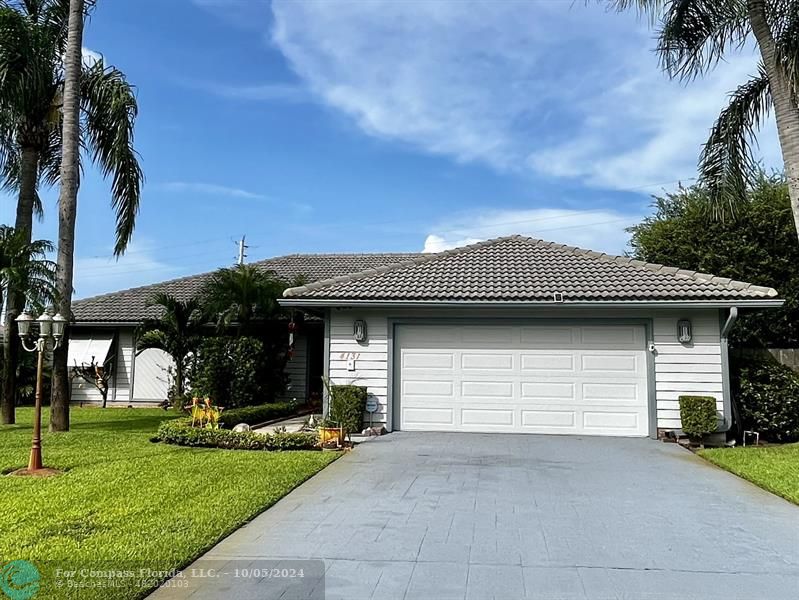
[677,319,692,344]
[353,319,367,343]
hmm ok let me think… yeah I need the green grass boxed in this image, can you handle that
[0,407,338,599]
[699,443,799,505]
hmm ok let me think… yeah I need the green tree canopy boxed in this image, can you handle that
[628,172,798,347]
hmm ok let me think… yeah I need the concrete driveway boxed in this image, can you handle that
[151,434,799,600]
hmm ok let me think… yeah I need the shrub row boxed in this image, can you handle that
[219,401,299,428]
[157,419,317,451]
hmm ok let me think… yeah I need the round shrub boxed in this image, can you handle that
[678,396,717,439]
[734,355,799,443]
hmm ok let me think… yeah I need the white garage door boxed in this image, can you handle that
[397,323,650,436]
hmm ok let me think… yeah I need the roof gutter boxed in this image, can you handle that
[278,298,784,309]
[718,307,739,433]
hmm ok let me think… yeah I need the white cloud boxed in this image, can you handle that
[160,181,267,200]
[184,80,309,103]
[270,1,781,192]
[81,47,102,68]
[422,208,644,255]
[159,181,312,213]
[73,240,178,299]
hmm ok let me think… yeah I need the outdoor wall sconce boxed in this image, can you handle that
[353,319,367,343]
[677,319,692,344]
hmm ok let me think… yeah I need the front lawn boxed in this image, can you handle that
[699,443,799,505]
[0,407,338,599]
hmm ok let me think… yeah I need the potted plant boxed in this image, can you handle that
[318,377,344,446]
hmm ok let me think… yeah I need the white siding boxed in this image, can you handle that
[70,327,145,406]
[278,333,309,403]
[328,307,725,432]
[329,314,389,424]
[132,348,174,403]
[112,329,135,404]
[652,310,723,430]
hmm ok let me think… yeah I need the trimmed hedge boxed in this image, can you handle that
[330,385,367,435]
[679,396,718,439]
[219,401,299,429]
[734,354,799,443]
[157,419,317,451]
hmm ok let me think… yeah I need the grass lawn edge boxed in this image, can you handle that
[697,444,799,506]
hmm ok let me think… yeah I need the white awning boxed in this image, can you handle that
[68,334,114,367]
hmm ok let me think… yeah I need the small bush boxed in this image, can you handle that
[219,401,299,428]
[734,355,799,443]
[156,419,317,451]
[330,385,368,435]
[679,396,718,439]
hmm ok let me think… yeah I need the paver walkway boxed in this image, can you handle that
[150,433,799,599]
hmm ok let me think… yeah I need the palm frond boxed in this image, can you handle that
[80,59,143,256]
[698,65,771,218]
[605,0,665,23]
[0,224,56,307]
[657,0,749,80]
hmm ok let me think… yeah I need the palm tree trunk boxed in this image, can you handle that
[2,146,39,425]
[748,0,799,241]
[50,0,85,432]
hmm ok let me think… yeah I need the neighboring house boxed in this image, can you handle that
[280,235,782,438]
[69,252,420,406]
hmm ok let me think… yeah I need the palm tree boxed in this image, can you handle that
[136,293,204,402]
[0,0,143,428]
[201,265,288,333]
[50,0,84,432]
[0,225,56,424]
[610,0,799,241]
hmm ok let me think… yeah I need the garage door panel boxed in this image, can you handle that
[519,326,574,346]
[461,353,514,370]
[580,325,644,348]
[403,352,453,369]
[521,353,575,372]
[582,382,641,402]
[397,323,649,436]
[403,407,454,427]
[583,411,640,431]
[521,382,575,400]
[461,381,514,398]
[403,380,454,397]
[461,408,514,426]
[582,353,639,373]
[521,409,576,428]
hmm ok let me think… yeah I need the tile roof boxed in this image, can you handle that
[72,252,421,323]
[283,236,780,303]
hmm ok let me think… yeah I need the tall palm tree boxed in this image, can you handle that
[136,293,204,401]
[610,0,799,241]
[50,0,83,432]
[0,0,143,427]
[0,225,56,424]
[201,265,288,333]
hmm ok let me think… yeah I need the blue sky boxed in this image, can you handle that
[0,0,779,299]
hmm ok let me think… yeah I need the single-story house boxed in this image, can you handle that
[69,252,419,406]
[279,235,782,438]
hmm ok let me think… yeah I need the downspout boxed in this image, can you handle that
[718,307,739,432]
